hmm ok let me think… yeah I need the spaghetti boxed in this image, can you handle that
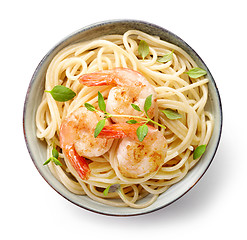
[36,30,213,208]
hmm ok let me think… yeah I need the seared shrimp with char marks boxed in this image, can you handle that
[79,68,157,123]
[98,123,167,178]
[60,107,113,179]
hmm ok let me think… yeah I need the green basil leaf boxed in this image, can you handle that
[157,50,174,63]
[186,67,207,78]
[98,91,106,112]
[46,85,76,102]
[43,157,51,166]
[144,94,152,116]
[126,120,138,124]
[103,184,121,196]
[161,108,182,120]
[52,157,62,166]
[84,103,96,112]
[131,104,142,112]
[136,124,148,142]
[94,119,106,138]
[52,148,59,159]
[193,145,206,160]
[138,40,149,59]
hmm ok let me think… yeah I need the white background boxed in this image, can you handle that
[1,0,246,239]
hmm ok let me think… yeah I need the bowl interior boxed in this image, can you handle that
[23,20,222,216]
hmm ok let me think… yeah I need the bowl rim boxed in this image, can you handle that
[23,19,223,217]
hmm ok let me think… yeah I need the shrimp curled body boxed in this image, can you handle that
[79,68,157,123]
[60,107,113,179]
[99,123,167,178]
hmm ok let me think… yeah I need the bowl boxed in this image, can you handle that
[23,19,223,216]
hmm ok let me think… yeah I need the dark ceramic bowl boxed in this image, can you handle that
[23,19,222,216]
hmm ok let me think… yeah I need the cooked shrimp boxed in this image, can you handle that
[60,107,113,179]
[98,123,167,178]
[79,68,157,123]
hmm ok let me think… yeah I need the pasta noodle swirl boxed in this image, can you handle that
[36,30,213,208]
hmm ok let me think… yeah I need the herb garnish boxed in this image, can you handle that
[97,91,106,112]
[131,103,142,112]
[84,102,96,112]
[43,146,62,166]
[126,119,138,124]
[193,145,206,160]
[144,94,152,116]
[161,108,182,120]
[94,119,106,138]
[103,184,121,196]
[138,40,149,59]
[84,92,166,142]
[186,67,207,78]
[45,85,76,102]
[136,124,148,142]
[157,50,174,63]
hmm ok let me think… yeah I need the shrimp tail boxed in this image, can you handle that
[99,123,147,139]
[78,70,116,86]
[64,145,90,180]
[98,126,127,138]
